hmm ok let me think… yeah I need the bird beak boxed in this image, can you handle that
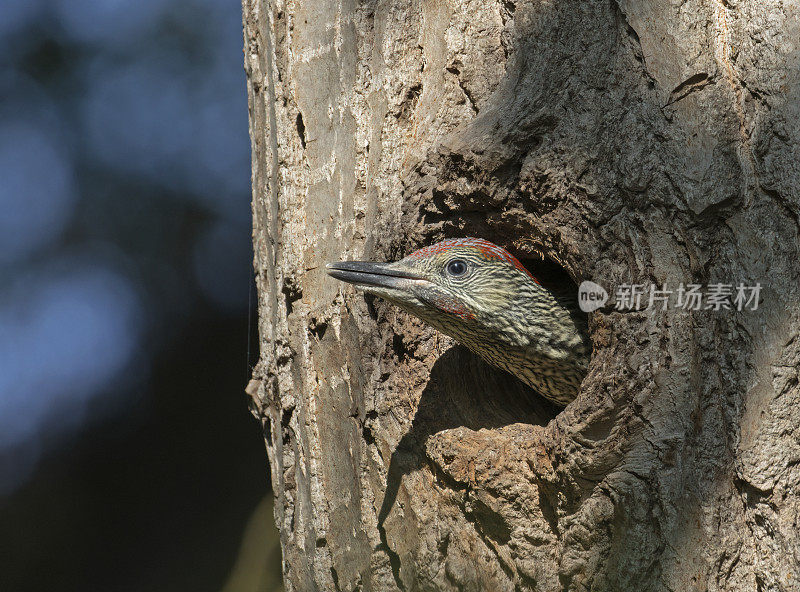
[326,261,426,292]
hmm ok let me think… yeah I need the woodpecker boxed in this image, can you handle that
[326,238,590,406]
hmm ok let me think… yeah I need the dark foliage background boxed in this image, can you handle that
[0,2,281,590]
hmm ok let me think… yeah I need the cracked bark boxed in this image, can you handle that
[243,0,800,590]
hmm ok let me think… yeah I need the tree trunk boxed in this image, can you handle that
[243,0,800,590]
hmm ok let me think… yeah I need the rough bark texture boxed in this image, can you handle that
[243,0,800,590]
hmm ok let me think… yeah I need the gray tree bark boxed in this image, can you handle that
[242,0,800,590]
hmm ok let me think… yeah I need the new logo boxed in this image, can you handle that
[578,281,608,312]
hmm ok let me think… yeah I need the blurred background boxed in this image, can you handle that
[0,1,282,590]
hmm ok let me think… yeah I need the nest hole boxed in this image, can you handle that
[418,345,561,433]
[415,255,584,434]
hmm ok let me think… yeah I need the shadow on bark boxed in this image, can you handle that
[376,345,559,588]
[378,345,558,528]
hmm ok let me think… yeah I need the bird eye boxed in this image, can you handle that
[446,259,468,277]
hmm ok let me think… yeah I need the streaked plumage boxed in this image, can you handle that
[327,238,590,406]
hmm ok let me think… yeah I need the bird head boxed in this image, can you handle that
[326,238,550,350]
